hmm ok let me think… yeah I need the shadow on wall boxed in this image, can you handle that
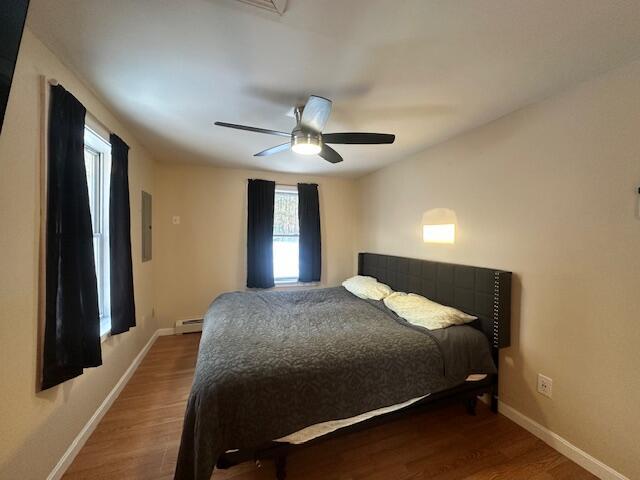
[500,273,547,427]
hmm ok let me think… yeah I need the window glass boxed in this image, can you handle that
[273,187,299,282]
[84,127,111,336]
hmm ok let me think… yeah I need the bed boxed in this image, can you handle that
[174,253,512,480]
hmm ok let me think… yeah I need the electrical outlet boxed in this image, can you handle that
[537,374,553,398]
[172,215,181,225]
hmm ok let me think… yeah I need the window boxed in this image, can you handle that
[84,126,111,336]
[273,185,299,283]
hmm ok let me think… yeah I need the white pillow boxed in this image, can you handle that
[383,292,477,330]
[342,275,393,301]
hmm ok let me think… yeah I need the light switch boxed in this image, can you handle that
[172,216,181,225]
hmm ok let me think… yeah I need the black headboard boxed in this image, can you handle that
[358,253,511,349]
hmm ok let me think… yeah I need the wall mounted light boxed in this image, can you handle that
[423,224,455,243]
[422,208,457,244]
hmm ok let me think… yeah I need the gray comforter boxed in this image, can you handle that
[174,287,496,479]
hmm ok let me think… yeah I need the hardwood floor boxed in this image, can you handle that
[63,334,596,480]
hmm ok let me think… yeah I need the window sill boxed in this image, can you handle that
[273,281,320,289]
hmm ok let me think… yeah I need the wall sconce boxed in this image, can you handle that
[423,224,455,244]
[422,208,457,244]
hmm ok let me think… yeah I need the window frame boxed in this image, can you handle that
[84,126,112,338]
[273,184,300,285]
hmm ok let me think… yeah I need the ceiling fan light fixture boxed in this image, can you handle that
[215,94,395,164]
[291,131,321,155]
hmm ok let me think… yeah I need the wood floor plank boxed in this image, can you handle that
[63,334,597,480]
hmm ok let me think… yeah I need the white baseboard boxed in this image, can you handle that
[498,401,629,480]
[47,328,172,480]
[157,327,175,336]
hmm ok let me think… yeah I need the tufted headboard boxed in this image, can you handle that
[358,253,512,349]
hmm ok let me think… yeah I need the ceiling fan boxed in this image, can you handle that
[214,95,395,164]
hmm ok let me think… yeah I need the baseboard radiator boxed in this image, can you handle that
[174,317,204,334]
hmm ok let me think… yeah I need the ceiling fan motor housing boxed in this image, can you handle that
[291,128,322,155]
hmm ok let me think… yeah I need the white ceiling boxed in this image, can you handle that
[27,0,640,177]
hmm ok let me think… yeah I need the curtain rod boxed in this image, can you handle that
[247,182,319,190]
[45,77,112,140]
[247,180,297,188]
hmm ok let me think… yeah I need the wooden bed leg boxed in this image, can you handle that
[275,455,287,480]
[491,378,499,414]
[465,396,477,416]
[491,392,498,414]
[491,353,500,414]
[216,456,233,470]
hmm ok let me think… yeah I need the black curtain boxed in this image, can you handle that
[247,179,275,288]
[42,85,101,390]
[109,134,136,335]
[298,183,321,282]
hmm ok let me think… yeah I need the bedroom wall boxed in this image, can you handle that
[356,59,640,478]
[0,29,158,479]
[153,164,358,326]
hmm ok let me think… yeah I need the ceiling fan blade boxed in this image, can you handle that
[319,144,343,164]
[300,96,332,132]
[323,132,395,144]
[254,142,291,157]
[214,121,291,138]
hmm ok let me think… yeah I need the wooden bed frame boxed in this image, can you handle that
[216,253,512,479]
